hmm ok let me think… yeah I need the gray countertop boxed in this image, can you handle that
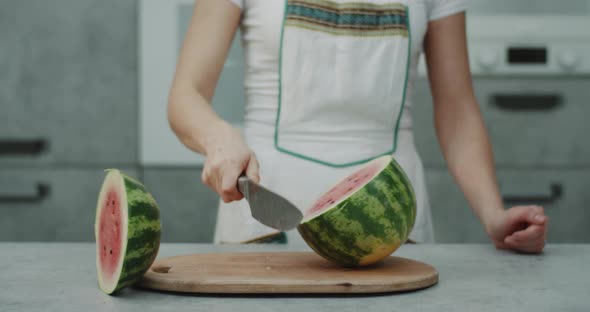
[1,243,589,312]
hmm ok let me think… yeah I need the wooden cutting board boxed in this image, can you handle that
[138,252,438,294]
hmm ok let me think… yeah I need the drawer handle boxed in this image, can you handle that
[0,183,50,203]
[491,94,562,111]
[0,139,48,156]
[501,183,562,205]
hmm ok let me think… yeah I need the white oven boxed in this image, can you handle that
[418,0,590,77]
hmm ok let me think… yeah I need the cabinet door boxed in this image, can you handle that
[497,169,590,243]
[142,168,219,243]
[413,78,590,166]
[425,168,590,243]
[424,169,489,243]
[0,167,138,241]
[0,0,137,166]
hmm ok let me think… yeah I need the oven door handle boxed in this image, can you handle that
[0,183,51,203]
[491,94,563,111]
[501,183,563,206]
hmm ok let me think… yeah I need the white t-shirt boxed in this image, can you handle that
[226,0,469,135]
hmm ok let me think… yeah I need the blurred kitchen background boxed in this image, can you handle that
[1,0,589,243]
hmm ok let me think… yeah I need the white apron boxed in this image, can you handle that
[214,0,434,245]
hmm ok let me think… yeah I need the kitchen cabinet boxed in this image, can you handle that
[497,169,590,242]
[0,0,138,242]
[424,169,489,243]
[0,0,137,166]
[426,168,590,243]
[0,168,138,241]
[142,168,219,243]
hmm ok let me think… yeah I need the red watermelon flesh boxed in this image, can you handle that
[305,161,383,217]
[98,189,123,281]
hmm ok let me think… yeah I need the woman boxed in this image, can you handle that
[168,0,548,253]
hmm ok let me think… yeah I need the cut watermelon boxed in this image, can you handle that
[95,169,161,295]
[297,155,416,267]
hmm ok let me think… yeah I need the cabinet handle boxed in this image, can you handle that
[501,183,562,205]
[0,183,50,203]
[0,139,48,156]
[491,94,562,111]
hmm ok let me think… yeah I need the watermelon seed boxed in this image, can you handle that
[109,249,112,255]
[347,187,353,192]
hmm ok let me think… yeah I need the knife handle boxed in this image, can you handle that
[237,174,249,196]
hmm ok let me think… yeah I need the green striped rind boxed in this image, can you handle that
[104,170,161,295]
[297,157,415,267]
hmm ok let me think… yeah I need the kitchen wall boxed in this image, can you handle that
[1,0,589,243]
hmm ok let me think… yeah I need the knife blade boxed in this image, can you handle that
[237,174,303,231]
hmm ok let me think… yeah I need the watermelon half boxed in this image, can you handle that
[297,155,416,267]
[95,169,161,295]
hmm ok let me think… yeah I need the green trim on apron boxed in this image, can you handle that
[275,0,412,168]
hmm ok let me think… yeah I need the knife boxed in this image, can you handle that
[237,174,303,231]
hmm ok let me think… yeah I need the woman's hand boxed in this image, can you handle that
[486,205,549,254]
[201,122,260,203]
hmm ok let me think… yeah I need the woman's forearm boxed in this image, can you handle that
[422,12,504,232]
[422,13,548,252]
[166,0,242,157]
[434,98,504,232]
[167,85,227,156]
